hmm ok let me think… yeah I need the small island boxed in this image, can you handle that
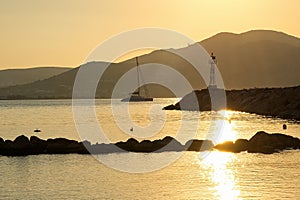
[1,131,299,156]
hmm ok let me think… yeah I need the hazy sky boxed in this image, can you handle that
[1,0,300,69]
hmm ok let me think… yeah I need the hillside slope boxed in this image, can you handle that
[0,67,71,88]
[0,30,299,99]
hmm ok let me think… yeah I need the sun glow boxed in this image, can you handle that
[214,110,238,144]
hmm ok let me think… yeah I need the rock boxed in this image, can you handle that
[1,132,299,156]
[156,137,184,152]
[14,135,30,143]
[115,136,184,153]
[247,131,300,153]
[115,138,139,152]
[234,139,249,152]
[0,136,33,156]
[163,104,178,110]
[185,140,214,151]
[214,131,300,154]
[79,140,91,153]
[12,135,32,156]
[30,136,47,154]
[214,139,249,153]
[133,140,154,152]
[0,138,4,153]
[46,138,80,154]
[0,137,4,144]
[163,86,300,120]
[1,140,14,156]
[214,141,235,152]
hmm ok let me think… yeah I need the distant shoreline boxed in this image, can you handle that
[1,85,299,121]
[1,85,299,100]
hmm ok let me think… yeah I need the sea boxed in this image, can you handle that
[0,99,299,199]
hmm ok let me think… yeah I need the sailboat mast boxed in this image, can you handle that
[136,57,140,95]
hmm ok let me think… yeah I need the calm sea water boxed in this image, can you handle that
[0,99,299,199]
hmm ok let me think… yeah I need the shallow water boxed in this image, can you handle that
[0,151,299,199]
[0,99,298,143]
[0,99,299,199]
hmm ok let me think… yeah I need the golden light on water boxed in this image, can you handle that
[200,111,240,199]
[202,152,241,200]
[214,110,238,144]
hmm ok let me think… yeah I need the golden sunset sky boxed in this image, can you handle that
[1,0,300,69]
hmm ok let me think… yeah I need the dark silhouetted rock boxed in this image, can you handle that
[12,135,32,156]
[163,86,300,120]
[115,138,139,152]
[234,139,249,152]
[46,138,80,154]
[77,140,91,154]
[156,137,184,152]
[30,136,47,154]
[1,132,299,156]
[185,140,214,151]
[247,131,300,153]
[133,140,154,152]
[14,135,30,144]
[0,137,4,153]
[214,139,249,153]
[1,140,14,156]
[162,104,179,110]
[214,131,300,154]
[214,141,235,152]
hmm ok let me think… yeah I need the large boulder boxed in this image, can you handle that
[247,131,300,154]
[163,104,179,110]
[0,135,32,156]
[185,139,214,151]
[77,140,91,154]
[133,140,154,152]
[115,138,139,152]
[214,132,300,154]
[155,137,184,152]
[2,140,14,156]
[46,138,80,154]
[234,139,249,152]
[114,136,184,153]
[30,136,47,154]
[12,135,32,155]
[214,139,249,153]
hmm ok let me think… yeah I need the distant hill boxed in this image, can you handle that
[0,30,299,99]
[200,30,300,88]
[0,67,71,88]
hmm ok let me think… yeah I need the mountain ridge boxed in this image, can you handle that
[0,67,71,88]
[0,29,299,99]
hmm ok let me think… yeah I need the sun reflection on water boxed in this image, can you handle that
[214,110,238,144]
[201,152,241,200]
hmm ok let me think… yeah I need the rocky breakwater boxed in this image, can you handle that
[163,86,300,120]
[214,131,300,154]
[1,132,299,156]
[0,135,214,156]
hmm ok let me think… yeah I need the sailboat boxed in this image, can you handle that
[121,57,153,102]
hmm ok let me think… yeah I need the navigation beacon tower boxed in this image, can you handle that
[208,52,217,89]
